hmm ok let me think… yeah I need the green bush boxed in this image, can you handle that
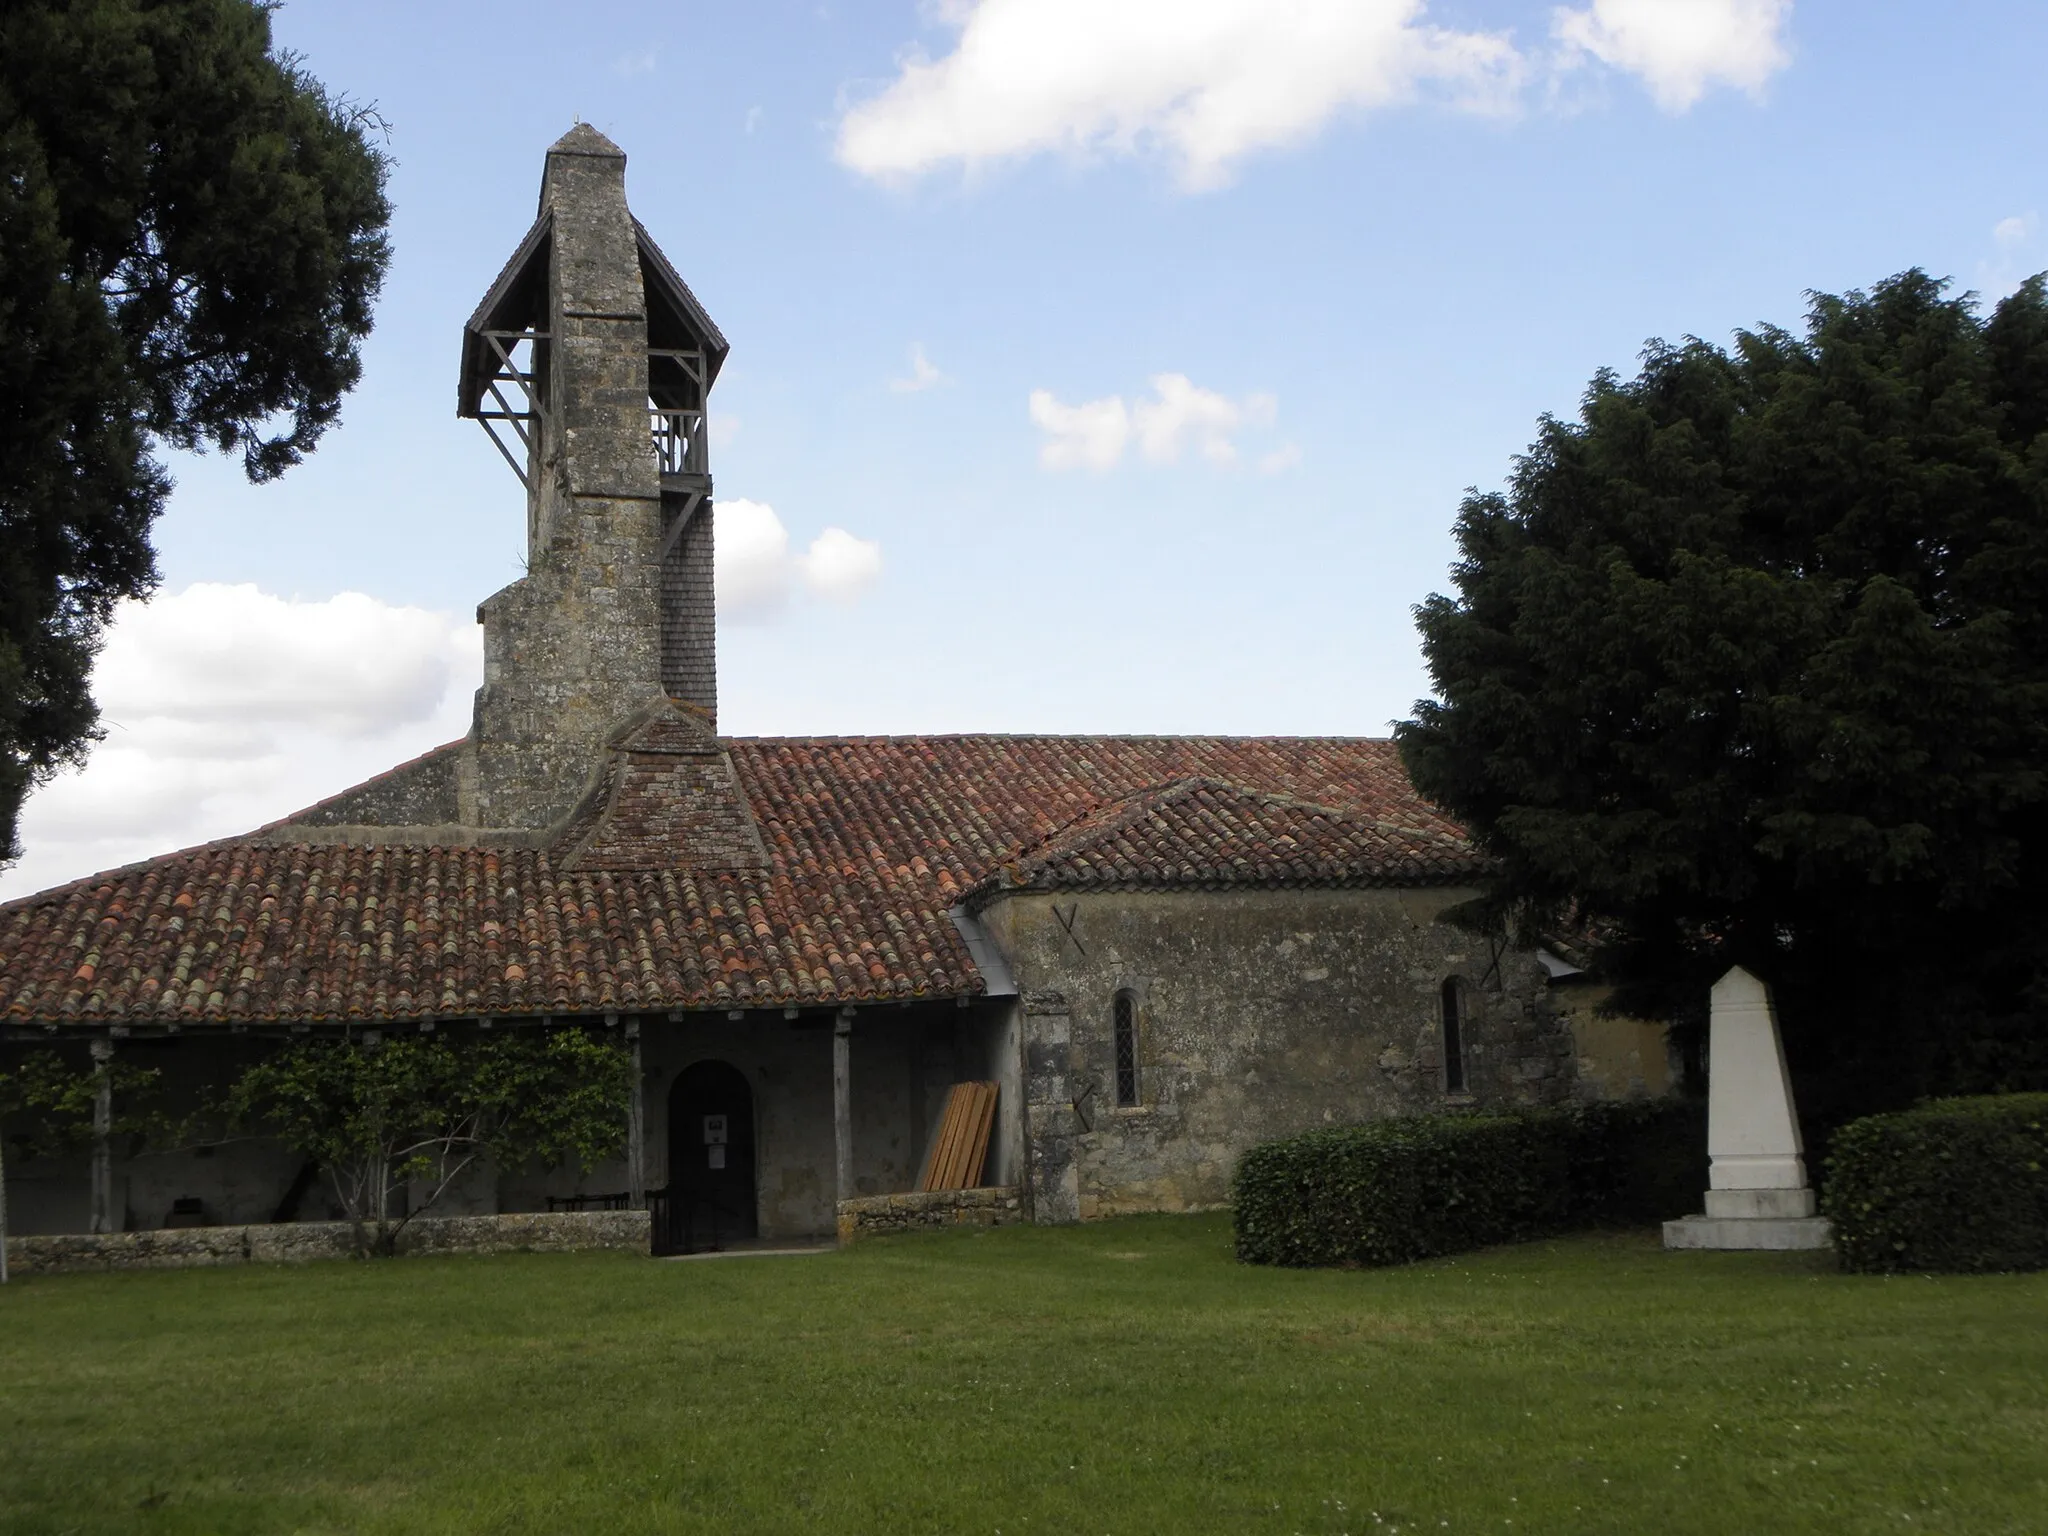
[1566,1098,1707,1226]
[1823,1094,2048,1274]
[1232,1099,1704,1268]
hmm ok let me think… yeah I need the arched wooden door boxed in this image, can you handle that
[666,1060,758,1245]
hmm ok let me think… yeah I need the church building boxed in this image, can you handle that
[0,129,1659,1252]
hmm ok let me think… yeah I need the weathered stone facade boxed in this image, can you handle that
[471,127,672,831]
[283,741,467,831]
[835,1186,1023,1243]
[973,886,1576,1221]
[4,1210,649,1276]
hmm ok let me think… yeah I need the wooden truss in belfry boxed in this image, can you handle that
[472,326,547,491]
[455,206,728,544]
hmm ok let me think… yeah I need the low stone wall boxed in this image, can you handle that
[4,1209,649,1277]
[835,1186,1023,1244]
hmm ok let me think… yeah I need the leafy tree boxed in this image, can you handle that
[0,1046,164,1161]
[226,1030,634,1255]
[0,0,391,865]
[1398,271,2048,1109]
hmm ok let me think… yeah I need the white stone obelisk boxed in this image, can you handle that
[1664,966,1832,1250]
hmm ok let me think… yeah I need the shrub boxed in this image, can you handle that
[1559,1099,1705,1225]
[1232,1099,1703,1268]
[1824,1094,2048,1274]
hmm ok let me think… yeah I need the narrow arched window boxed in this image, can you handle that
[1440,977,1467,1093]
[1113,991,1140,1107]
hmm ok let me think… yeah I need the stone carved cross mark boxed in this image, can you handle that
[1052,902,1086,957]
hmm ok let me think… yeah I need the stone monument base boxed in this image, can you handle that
[1664,1188,1832,1250]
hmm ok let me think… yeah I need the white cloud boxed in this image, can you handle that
[709,412,742,448]
[614,48,658,78]
[836,0,1523,191]
[836,0,1794,189]
[1,584,482,901]
[889,342,949,393]
[95,584,462,737]
[1134,374,1275,466]
[1259,442,1304,475]
[1551,0,1792,112]
[1031,373,1284,471]
[798,528,885,601]
[1980,212,2040,301]
[0,528,896,897]
[1029,389,1131,470]
[744,105,763,134]
[715,497,795,617]
[715,498,886,619]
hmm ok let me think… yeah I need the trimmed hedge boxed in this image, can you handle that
[1824,1093,2048,1274]
[1232,1100,1704,1268]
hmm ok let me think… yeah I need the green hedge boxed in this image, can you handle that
[1823,1094,2048,1274]
[1232,1100,1704,1268]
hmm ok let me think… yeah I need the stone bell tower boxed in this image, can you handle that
[454,123,726,830]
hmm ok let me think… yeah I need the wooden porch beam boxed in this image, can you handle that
[626,1020,646,1210]
[833,1009,855,1208]
[89,1036,113,1235]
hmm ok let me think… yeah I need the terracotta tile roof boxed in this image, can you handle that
[556,713,769,873]
[0,736,1472,1026]
[962,777,1481,902]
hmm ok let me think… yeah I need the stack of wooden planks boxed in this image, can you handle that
[916,1080,999,1192]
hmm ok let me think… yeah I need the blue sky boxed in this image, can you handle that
[8,0,2047,897]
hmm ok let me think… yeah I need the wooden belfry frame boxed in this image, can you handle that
[455,207,730,501]
[649,349,709,478]
[650,344,712,562]
[473,327,547,491]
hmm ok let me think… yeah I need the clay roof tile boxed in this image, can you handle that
[0,735,1476,1025]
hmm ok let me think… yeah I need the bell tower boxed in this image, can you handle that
[454,124,727,830]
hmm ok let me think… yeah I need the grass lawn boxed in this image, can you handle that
[1,1216,2043,1535]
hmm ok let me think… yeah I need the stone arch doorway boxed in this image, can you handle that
[666,1059,759,1246]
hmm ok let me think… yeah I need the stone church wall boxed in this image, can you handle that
[1550,979,1676,1100]
[973,886,1577,1221]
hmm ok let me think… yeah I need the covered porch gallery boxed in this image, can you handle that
[640,998,1021,1246]
[0,998,1022,1246]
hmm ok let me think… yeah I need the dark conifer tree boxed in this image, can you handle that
[1399,271,2048,1108]
[0,0,390,864]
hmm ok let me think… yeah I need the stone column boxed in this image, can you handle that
[1,1107,11,1283]
[833,1009,854,1209]
[1664,966,1831,1250]
[626,1021,646,1210]
[89,1036,114,1235]
[1020,991,1081,1225]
